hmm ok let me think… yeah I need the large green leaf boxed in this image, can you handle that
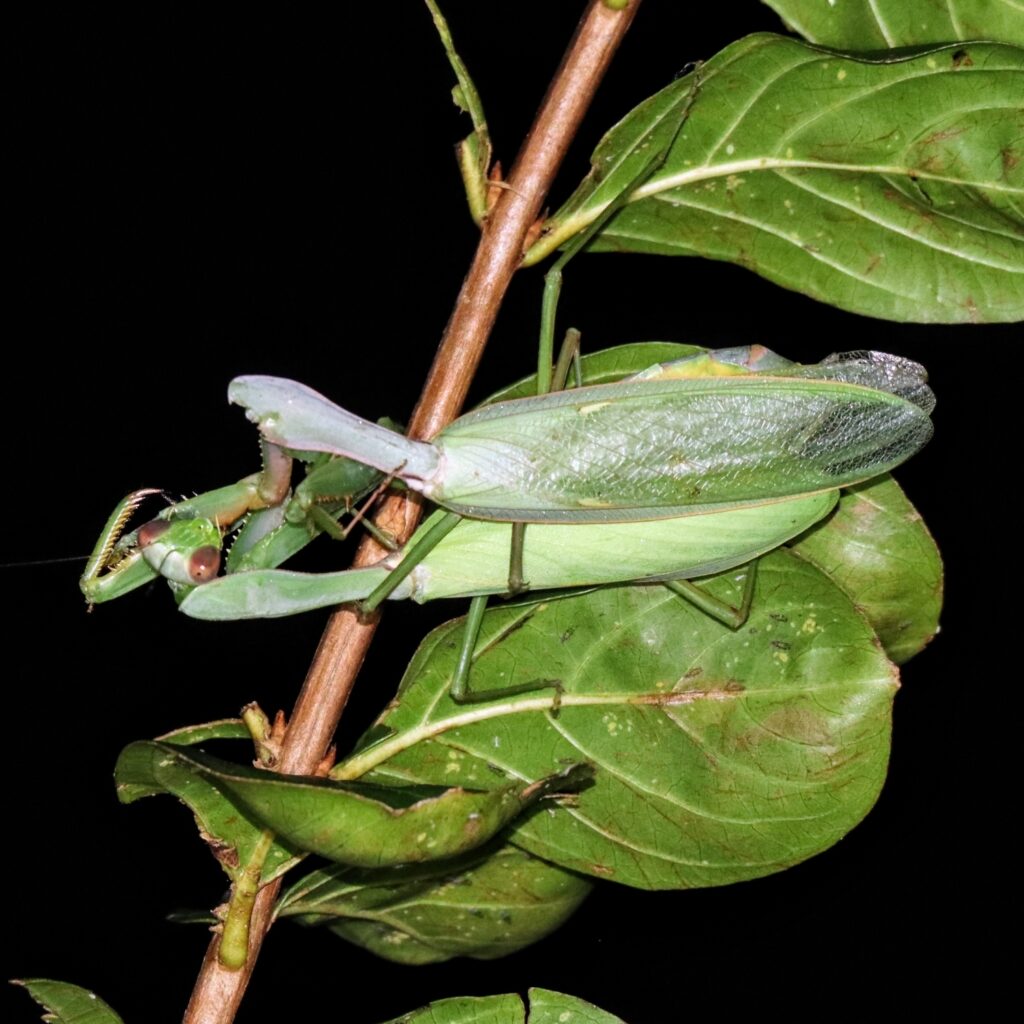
[120,741,586,868]
[789,474,942,663]
[765,0,1024,48]
[530,35,1024,323]
[277,844,591,964]
[13,980,124,1024]
[339,551,897,889]
[383,990,625,1024]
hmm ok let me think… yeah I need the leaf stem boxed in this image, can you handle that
[218,830,277,970]
[182,2,641,1021]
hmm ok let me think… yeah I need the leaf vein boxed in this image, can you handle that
[644,192,914,299]
[946,0,964,39]
[778,168,1024,271]
[704,52,823,163]
[871,0,898,46]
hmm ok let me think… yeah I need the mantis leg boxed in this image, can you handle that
[449,596,562,707]
[506,327,583,595]
[663,561,758,630]
[462,327,583,698]
[81,439,294,604]
[359,512,462,614]
[506,523,529,596]
[478,80,696,683]
[303,480,399,551]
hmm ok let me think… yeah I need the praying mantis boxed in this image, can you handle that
[81,341,934,701]
[80,57,935,702]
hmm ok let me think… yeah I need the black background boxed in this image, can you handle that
[7,3,1012,1021]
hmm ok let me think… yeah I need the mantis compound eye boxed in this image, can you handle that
[136,518,223,586]
[137,519,170,548]
[188,547,221,583]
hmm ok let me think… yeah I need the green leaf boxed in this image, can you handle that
[277,843,592,964]
[12,980,124,1024]
[115,741,303,884]
[789,474,942,663]
[382,990,625,1024]
[384,994,524,1024]
[156,718,249,745]
[340,551,897,889]
[528,990,626,1024]
[764,0,1024,48]
[531,36,1024,323]
[122,741,587,868]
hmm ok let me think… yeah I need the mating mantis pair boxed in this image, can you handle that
[82,339,935,703]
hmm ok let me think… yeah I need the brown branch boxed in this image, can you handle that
[182,2,639,1020]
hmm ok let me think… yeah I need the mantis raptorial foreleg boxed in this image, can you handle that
[80,438,292,605]
[80,432,392,605]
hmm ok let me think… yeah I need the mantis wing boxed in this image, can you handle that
[231,352,933,524]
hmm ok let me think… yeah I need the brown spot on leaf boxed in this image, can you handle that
[200,831,240,869]
[919,126,968,146]
[762,705,832,745]
[644,678,745,706]
[864,254,883,276]
[952,49,973,68]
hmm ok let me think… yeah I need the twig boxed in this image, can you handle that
[182,2,640,1020]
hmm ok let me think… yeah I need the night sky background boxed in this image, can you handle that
[8,4,1011,1021]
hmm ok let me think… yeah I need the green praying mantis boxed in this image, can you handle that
[80,59,935,703]
[78,45,928,663]
[81,341,934,702]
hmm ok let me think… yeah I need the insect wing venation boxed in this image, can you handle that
[432,374,932,522]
